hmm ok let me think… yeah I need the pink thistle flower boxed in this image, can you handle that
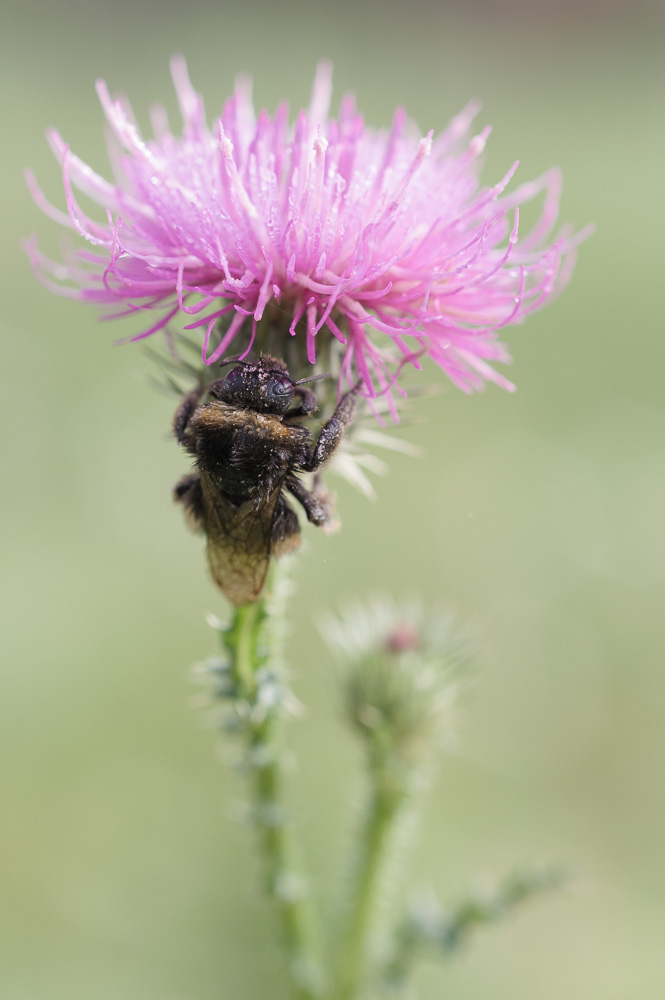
[26,57,588,411]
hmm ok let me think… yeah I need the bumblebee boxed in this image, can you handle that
[173,354,359,605]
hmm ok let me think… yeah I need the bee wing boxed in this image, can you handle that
[201,476,281,606]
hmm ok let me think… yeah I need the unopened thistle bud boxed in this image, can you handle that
[321,599,473,768]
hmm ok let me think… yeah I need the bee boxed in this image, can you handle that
[173,354,359,605]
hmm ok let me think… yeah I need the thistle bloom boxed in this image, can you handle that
[26,58,587,409]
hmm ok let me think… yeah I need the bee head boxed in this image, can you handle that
[210,356,295,415]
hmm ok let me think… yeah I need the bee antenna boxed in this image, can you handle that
[218,355,249,368]
[293,372,331,385]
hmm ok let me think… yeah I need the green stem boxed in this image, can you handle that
[232,601,261,696]
[223,585,324,1000]
[335,766,405,1000]
[253,722,318,997]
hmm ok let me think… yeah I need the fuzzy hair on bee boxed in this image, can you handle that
[173,354,359,606]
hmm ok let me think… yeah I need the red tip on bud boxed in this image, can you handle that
[385,624,420,654]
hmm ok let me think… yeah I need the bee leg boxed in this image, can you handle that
[301,385,359,471]
[286,475,336,528]
[173,384,205,445]
[173,472,205,532]
[271,494,302,557]
[284,386,318,420]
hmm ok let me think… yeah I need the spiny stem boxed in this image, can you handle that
[222,581,325,1000]
[252,721,317,996]
[383,863,574,989]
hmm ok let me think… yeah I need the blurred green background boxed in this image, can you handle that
[2,0,664,997]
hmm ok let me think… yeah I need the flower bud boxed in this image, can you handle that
[321,598,473,765]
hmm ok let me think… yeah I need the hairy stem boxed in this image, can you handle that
[335,766,406,1000]
[222,582,324,1000]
